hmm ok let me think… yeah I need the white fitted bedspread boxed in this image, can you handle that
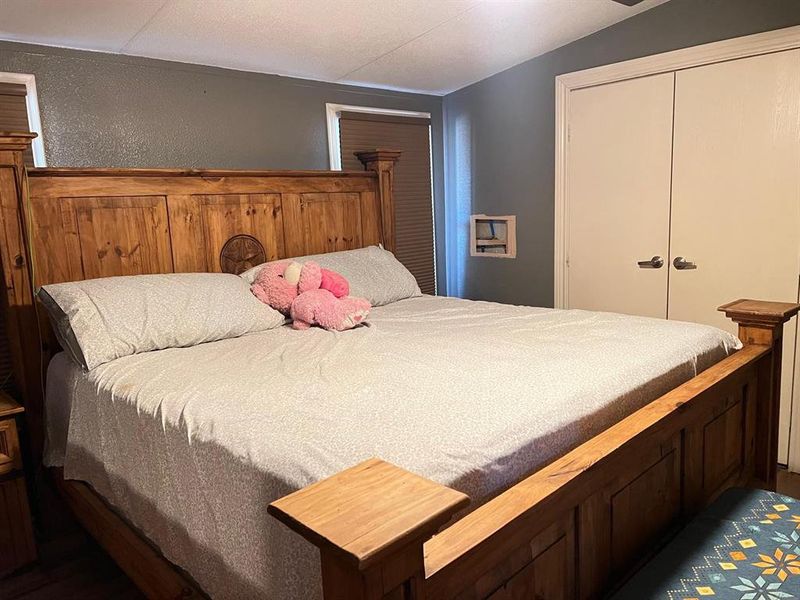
[44,296,741,599]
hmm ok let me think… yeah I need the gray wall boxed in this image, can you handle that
[443,0,800,306]
[0,41,447,288]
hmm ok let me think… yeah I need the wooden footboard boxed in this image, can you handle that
[269,299,800,599]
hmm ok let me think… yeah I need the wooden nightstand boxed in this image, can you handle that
[0,391,36,575]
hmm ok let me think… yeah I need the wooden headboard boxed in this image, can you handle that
[0,132,399,461]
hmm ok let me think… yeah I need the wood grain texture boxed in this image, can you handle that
[197,193,284,271]
[0,416,21,476]
[270,458,468,599]
[165,194,206,272]
[0,396,35,576]
[0,145,42,466]
[268,458,469,570]
[354,150,399,254]
[70,196,174,279]
[719,298,800,328]
[28,174,379,198]
[219,235,266,275]
[719,299,800,487]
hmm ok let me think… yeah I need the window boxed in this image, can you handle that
[327,104,436,294]
[0,72,46,167]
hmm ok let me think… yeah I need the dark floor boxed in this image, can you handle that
[0,531,143,600]
[777,467,800,497]
[4,470,800,599]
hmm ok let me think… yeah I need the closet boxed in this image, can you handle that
[561,43,800,465]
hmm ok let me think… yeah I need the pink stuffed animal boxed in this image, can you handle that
[251,260,370,331]
[320,268,349,298]
[250,260,321,314]
[290,288,370,331]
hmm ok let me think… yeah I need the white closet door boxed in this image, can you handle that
[669,50,800,465]
[566,73,674,318]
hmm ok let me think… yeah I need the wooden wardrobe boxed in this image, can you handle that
[557,30,800,466]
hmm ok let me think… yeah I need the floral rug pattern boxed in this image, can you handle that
[613,489,800,600]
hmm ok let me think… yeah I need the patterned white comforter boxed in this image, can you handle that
[44,296,740,599]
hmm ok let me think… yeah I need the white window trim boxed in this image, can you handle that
[325,103,430,170]
[0,72,46,167]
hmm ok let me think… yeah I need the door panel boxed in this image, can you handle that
[282,192,365,257]
[567,73,674,318]
[197,193,285,272]
[669,50,800,464]
[65,196,173,279]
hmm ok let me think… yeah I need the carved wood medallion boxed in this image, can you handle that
[219,235,266,275]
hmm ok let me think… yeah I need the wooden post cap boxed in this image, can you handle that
[0,131,37,151]
[354,149,401,165]
[718,299,800,326]
[268,458,469,570]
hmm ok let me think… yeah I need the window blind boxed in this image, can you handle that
[0,82,34,167]
[338,111,435,294]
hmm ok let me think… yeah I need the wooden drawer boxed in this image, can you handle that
[0,417,21,477]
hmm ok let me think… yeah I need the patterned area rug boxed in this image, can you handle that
[613,488,800,599]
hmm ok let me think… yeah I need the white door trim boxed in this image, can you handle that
[0,71,46,166]
[554,24,800,310]
[324,103,430,170]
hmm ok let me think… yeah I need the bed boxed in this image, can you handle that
[42,296,739,599]
[0,131,796,599]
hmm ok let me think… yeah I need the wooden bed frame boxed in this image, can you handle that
[0,132,797,599]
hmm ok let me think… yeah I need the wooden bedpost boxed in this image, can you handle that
[268,458,468,600]
[719,299,800,489]
[0,132,42,463]
[355,149,400,254]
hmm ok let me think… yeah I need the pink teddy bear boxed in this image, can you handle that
[250,260,370,331]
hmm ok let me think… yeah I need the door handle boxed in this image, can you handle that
[673,256,697,270]
[637,256,664,269]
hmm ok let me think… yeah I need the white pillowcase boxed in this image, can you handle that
[37,273,285,370]
[240,246,422,307]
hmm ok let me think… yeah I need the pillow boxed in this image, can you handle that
[37,273,285,370]
[241,246,421,307]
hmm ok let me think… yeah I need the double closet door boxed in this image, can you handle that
[565,49,800,465]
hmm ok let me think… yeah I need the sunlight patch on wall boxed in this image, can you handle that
[446,112,472,298]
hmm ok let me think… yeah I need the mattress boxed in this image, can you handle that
[43,295,741,600]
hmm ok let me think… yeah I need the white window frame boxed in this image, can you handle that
[325,103,430,170]
[0,72,46,166]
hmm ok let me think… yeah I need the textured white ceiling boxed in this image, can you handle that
[0,0,669,94]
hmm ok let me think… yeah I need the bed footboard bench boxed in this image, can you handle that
[269,299,799,599]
